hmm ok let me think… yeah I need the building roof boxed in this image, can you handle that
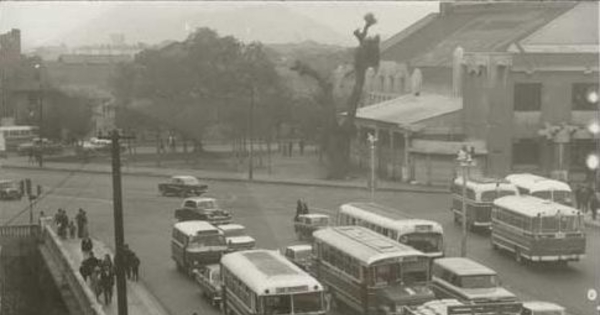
[380,2,575,67]
[518,2,598,53]
[354,93,462,127]
[434,257,497,276]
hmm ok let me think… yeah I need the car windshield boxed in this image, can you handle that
[403,233,443,254]
[460,275,499,289]
[189,234,225,248]
[294,249,311,260]
[180,177,199,185]
[198,200,217,210]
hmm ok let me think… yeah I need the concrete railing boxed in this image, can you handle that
[41,223,106,315]
[0,225,40,238]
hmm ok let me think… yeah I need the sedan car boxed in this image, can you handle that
[158,175,208,197]
[174,197,232,225]
[0,180,23,200]
[217,224,256,252]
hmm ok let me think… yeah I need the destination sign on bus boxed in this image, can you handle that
[275,285,309,294]
[415,225,433,232]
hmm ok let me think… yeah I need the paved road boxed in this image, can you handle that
[1,168,598,315]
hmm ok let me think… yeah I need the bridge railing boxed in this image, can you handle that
[41,221,106,315]
[0,225,40,238]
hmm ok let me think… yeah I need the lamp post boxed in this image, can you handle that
[248,85,255,181]
[367,132,378,202]
[34,63,43,167]
[457,146,475,257]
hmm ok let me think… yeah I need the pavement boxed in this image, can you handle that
[59,233,169,315]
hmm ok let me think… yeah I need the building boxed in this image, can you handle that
[347,1,597,185]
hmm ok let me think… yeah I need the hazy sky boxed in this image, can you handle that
[0,1,439,50]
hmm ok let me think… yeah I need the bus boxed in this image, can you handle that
[0,125,38,151]
[451,177,519,230]
[221,249,326,315]
[313,226,435,315]
[171,221,228,275]
[491,195,585,265]
[337,202,444,258]
[505,173,573,206]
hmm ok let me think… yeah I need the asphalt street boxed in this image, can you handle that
[1,168,598,315]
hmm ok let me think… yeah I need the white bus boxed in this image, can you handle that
[337,202,444,258]
[451,177,519,230]
[221,249,326,315]
[171,221,228,275]
[505,173,573,206]
[0,125,38,151]
[313,226,435,315]
[491,195,585,265]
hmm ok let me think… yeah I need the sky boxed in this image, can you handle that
[0,1,439,50]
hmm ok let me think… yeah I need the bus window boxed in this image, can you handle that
[540,217,559,232]
[371,265,392,286]
[460,275,499,289]
[264,295,292,314]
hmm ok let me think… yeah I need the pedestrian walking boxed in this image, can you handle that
[76,208,88,238]
[582,185,592,214]
[102,253,114,272]
[69,220,76,239]
[81,236,93,256]
[299,139,305,156]
[90,266,103,301]
[295,199,303,222]
[130,251,140,282]
[122,244,134,280]
[575,185,584,211]
[80,251,100,282]
[302,200,309,215]
[100,265,115,304]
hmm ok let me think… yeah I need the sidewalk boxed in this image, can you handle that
[61,236,169,315]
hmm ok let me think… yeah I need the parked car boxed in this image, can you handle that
[192,264,222,307]
[17,138,63,156]
[159,175,208,197]
[0,180,22,200]
[282,244,313,273]
[217,224,256,252]
[174,197,232,225]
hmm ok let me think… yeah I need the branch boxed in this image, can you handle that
[291,60,331,92]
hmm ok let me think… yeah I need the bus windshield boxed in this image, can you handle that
[536,215,581,233]
[189,234,225,249]
[264,295,291,314]
[460,275,499,289]
[481,189,517,202]
[402,233,442,254]
[292,292,322,313]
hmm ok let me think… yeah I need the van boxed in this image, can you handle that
[431,257,519,307]
[171,221,228,275]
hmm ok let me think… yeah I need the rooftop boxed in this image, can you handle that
[354,93,462,127]
[434,257,496,276]
[493,195,580,217]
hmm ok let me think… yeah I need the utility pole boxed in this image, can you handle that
[34,63,44,167]
[457,146,475,257]
[248,86,254,181]
[367,132,378,202]
[105,130,133,315]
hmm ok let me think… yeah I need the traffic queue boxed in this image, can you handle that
[164,173,575,315]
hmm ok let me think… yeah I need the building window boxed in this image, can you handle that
[572,83,598,111]
[512,139,539,165]
[514,83,541,111]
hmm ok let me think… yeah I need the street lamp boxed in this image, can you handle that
[457,146,476,257]
[367,132,378,202]
[34,63,43,167]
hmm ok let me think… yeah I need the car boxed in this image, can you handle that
[174,197,232,225]
[282,244,313,273]
[192,264,222,307]
[521,301,565,315]
[293,213,330,241]
[0,180,23,200]
[217,224,256,252]
[159,175,208,197]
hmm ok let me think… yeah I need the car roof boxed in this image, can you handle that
[522,301,565,311]
[184,197,216,203]
[174,221,219,236]
[434,257,497,276]
[218,224,245,231]
[286,244,312,252]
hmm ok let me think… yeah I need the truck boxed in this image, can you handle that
[400,299,523,315]
[192,264,222,307]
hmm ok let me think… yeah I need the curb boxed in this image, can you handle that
[1,163,450,195]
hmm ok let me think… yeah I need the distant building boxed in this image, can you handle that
[347,1,598,185]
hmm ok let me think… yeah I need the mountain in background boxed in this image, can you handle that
[56,3,351,48]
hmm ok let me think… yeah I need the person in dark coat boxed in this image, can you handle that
[81,237,93,256]
[575,185,584,211]
[100,265,115,304]
[69,220,77,239]
[76,208,88,238]
[122,244,134,280]
[130,252,140,282]
[581,185,592,214]
[294,199,303,222]
[80,251,100,282]
[590,192,599,221]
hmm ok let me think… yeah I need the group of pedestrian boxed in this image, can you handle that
[575,184,600,220]
[294,199,310,222]
[121,244,141,282]
[79,249,115,305]
[53,208,89,239]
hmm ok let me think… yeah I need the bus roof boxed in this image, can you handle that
[434,257,497,276]
[493,195,580,217]
[313,226,425,265]
[340,203,443,234]
[505,173,571,192]
[173,221,219,236]
[453,177,517,191]
[221,249,322,294]
[522,301,565,312]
